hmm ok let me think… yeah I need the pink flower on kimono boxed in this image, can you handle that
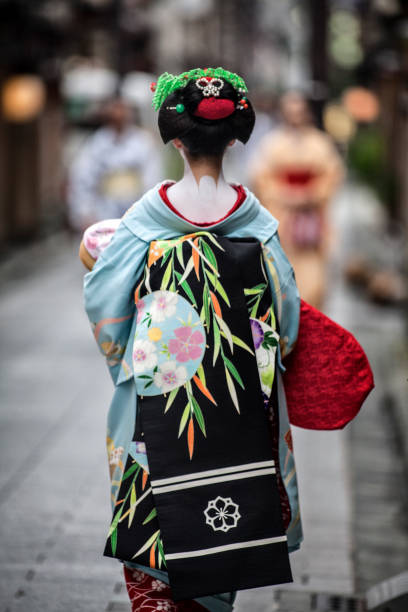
[168,327,204,363]
[136,298,146,323]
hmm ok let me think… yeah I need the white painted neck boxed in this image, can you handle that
[166,151,237,224]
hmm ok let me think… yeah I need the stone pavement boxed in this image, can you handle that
[0,185,407,612]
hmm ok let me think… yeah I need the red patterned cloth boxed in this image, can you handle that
[123,567,206,611]
[283,300,374,430]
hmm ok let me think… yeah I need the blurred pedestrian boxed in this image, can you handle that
[67,97,162,232]
[250,91,344,308]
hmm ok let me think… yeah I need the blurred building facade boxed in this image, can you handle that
[0,0,407,249]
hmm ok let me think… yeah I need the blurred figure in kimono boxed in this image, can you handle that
[67,97,162,232]
[250,91,344,308]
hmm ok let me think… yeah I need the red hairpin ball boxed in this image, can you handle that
[194,98,236,120]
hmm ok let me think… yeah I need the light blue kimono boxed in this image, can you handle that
[84,183,302,611]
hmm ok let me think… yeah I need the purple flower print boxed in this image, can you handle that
[250,319,264,349]
[168,326,204,363]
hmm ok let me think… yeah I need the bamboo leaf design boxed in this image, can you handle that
[190,395,207,436]
[215,314,233,353]
[196,363,206,386]
[223,356,245,389]
[174,271,197,306]
[192,238,200,280]
[160,258,172,290]
[201,232,225,251]
[157,537,166,569]
[142,508,157,525]
[203,285,211,332]
[250,296,261,318]
[225,367,240,413]
[176,242,185,269]
[178,256,194,284]
[160,248,172,267]
[178,403,190,438]
[150,541,156,568]
[202,241,218,271]
[132,530,161,559]
[122,462,140,481]
[210,291,222,317]
[192,374,217,405]
[128,483,137,528]
[244,283,267,295]
[224,333,255,355]
[164,387,179,413]
[212,318,221,366]
[187,417,194,459]
[206,271,231,306]
[111,527,117,555]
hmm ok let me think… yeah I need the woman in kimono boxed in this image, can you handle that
[83,68,369,612]
[249,91,344,308]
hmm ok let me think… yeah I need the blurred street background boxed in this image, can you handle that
[1,1,408,611]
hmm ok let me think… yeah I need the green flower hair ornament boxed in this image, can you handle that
[152,67,248,111]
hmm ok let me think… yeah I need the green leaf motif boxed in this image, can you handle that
[128,483,137,528]
[111,526,117,555]
[142,507,157,525]
[244,283,267,296]
[215,314,233,353]
[176,242,185,269]
[205,271,230,306]
[122,463,140,481]
[225,367,240,413]
[178,256,194,284]
[250,296,261,318]
[212,318,221,366]
[190,395,206,436]
[196,363,206,386]
[164,387,179,413]
[132,530,161,559]
[157,537,167,569]
[223,356,245,389]
[174,271,197,307]
[160,248,172,267]
[178,403,190,438]
[203,285,211,332]
[160,258,172,290]
[202,241,218,271]
[230,333,254,355]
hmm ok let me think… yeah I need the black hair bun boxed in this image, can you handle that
[158,78,255,156]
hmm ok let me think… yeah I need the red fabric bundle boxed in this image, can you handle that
[283,300,374,430]
[124,567,206,611]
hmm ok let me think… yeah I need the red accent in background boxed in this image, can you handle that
[283,300,374,430]
[278,170,317,186]
[159,182,246,227]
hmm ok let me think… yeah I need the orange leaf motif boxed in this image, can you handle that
[192,238,200,280]
[187,417,194,460]
[210,291,222,317]
[142,470,148,491]
[149,542,156,569]
[193,375,217,405]
[260,308,270,322]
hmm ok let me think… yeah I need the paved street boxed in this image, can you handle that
[0,185,407,611]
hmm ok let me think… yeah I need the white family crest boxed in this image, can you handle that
[204,496,241,532]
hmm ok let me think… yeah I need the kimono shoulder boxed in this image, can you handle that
[83,221,148,384]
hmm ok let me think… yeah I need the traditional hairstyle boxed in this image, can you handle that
[152,67,255,157]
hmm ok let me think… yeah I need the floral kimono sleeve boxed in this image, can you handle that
[83,221,147,384]
[262,234,300,358]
